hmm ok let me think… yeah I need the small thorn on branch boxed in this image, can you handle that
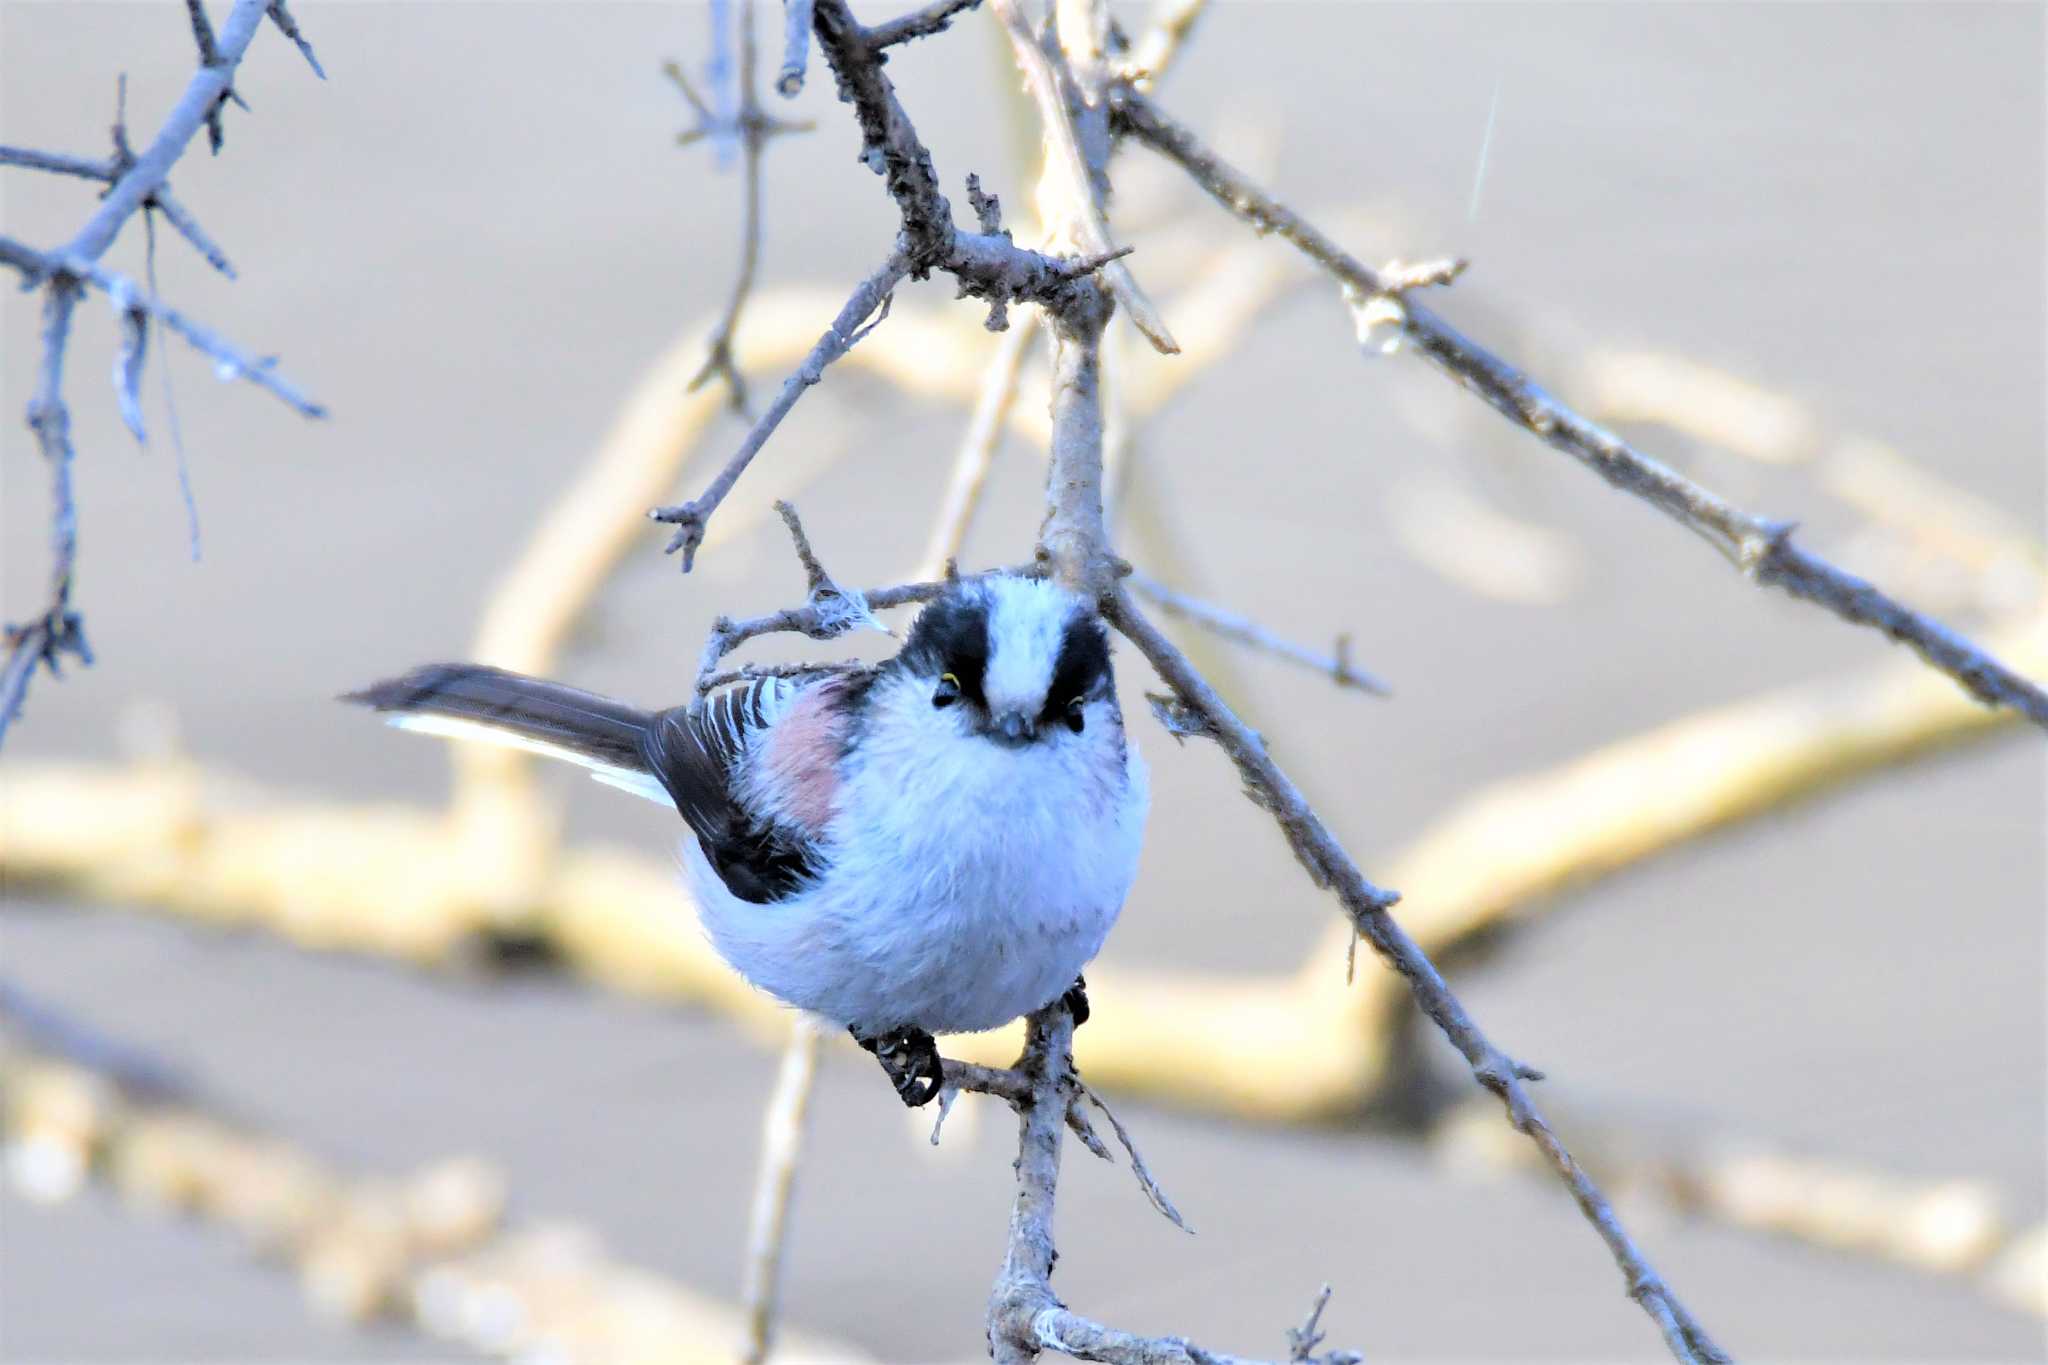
[1285,1284,1363,1365]
[265,0,326,79]
[1054,243,1139,278]
[966,172,1005,236]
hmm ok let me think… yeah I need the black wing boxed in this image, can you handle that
[345,664,821,906]
[646,676,827,905]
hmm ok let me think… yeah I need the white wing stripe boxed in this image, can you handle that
[388,713,671,807]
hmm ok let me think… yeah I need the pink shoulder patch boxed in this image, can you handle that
[761,679,849,834]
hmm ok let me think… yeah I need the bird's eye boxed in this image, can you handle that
[933,672,961,709]
[1064,697,1085,734]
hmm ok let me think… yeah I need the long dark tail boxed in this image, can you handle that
[343,663,657,782]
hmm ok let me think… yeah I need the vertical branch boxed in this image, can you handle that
[1,282,90,748]
[1038,292,1115,594]
[739,1016,823,1365]
[987,1008,1075,1364]
[919,311,1040,579]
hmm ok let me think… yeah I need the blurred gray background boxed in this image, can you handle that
[3,2,2044,1360]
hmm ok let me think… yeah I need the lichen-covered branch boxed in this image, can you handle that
[1113,88,2048,734]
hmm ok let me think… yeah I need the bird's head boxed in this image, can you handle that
[894,575,1115,749]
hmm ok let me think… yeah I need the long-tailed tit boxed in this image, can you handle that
[345,574,1148,1105]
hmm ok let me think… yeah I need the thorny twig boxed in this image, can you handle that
[652,0,1173,575]
[0,0,323,750]
[1127,571,1391,697]
[651,254,909,570]
[1113,87,2048,734]
[1108,588,1728,1365]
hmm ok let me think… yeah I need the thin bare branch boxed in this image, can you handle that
[1127,571,1390,697]
[1108,590,1726,1364]
[2,0,320,748]
[1077,1080,1191,1234]
[918,312,1040,578]
[1115,87,2048,733]
[183,0,233,153]
[868,0,985,48]
[651,253,909,570]
[739,1017,822,1365]
[776,0,814,95]
[0,281,89,751]
[988,0,1178,355]
[0,145,114,181]
[1121,0,1209,87]
[985,1011,1364,1365]
[143,211,204,560]
[1,246,323,417]
[265,0,327,78]
[674,0,813,415]
[1,134,236,278]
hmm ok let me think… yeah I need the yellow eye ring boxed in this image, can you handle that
[940,672,960,688]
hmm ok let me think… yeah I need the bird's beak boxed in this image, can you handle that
[991,710,1036,747]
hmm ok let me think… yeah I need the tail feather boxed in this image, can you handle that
[343,664,666,802]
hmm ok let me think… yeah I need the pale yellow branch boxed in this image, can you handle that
[9,616,2039,1122]
[0,1050,872,1361]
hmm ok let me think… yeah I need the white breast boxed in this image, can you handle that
[681,673,1148,1035]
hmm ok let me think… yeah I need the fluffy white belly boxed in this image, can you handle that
[684,724,1147,1035]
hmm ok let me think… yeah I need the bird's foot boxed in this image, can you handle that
[852,1023,944,1107]
[1061,974,1090,1028]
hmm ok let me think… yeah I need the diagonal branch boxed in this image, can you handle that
[1114,88,2048,733]
[650,253,908,569]
[918,310,1041,578]
[669,0,812,415]
[1127,570,1391,697]
[1107,591,1727,1364]
[869,0,986,47]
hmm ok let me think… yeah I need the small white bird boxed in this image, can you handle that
[346,574,1149,1105]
